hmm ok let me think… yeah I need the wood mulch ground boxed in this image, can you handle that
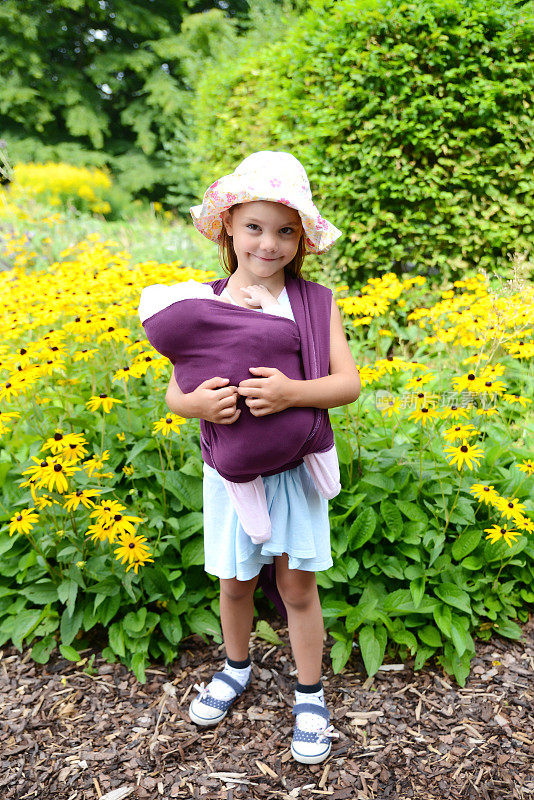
[1,611,533,800]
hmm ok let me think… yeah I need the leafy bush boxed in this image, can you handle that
[0,206,533,687]
[189,0,534,284]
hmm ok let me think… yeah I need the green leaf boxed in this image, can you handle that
[131,653,147,684]
[450,614,473,658]
[187,608,221,639]
[60,607,84,646]
[181,537,204,568]
[389,627,417,654]
[433,603,452,638]
[158,469,203,511]
[349,507,377,548]
[452,530,481,561]
[418,625,442,648]
[396,500,427,523]
[123,608,147,635]
[59,643,82,662]
[414,646,436,671]
[31,635,56,664]
[334,432,353,464]
[160,613,183,645]
[346,599,378,632]
[358,625,387,677]
[254,619,283,646]
[380,500,403,534]
[7,609,43,651]
[58,579,79,616]
[108,622,126,657]
[409,577,425,609]
[493,618,522,640]
[20,581,58,605]
[331,638,353,673]
[434,582,471,614]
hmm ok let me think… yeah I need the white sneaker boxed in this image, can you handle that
[188,669,251,727]
[291,699,339,764]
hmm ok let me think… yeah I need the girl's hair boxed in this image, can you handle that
[219,204,306,279]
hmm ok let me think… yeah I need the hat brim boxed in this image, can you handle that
[190,176,341,255]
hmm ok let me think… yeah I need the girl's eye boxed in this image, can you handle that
[246,223,260,231]
[280,227,295,235]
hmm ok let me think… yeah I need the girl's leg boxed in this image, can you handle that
[274,554,324,684]
[219,574,260,661]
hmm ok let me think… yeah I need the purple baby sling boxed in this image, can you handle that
[141,270,334,619]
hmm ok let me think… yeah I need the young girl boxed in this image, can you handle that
[164,151,361,764]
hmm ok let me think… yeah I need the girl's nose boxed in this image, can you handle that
[260,233,277,252]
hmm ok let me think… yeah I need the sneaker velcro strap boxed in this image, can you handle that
[292,702,330,721]
[212,671,247,696]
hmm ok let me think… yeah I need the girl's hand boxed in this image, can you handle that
[240,284,279,310]
[237,367,295,416]
[189,377,241,424]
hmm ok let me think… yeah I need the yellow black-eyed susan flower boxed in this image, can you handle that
[452,372,484,394]
[444,439,484,471]
[405,373,434,391]
[73,348,98,362]
[86,394,123,413]
[484,524,520,547]
[493,496,527,521]
[443,424,478,443]
[513,514,534,534]
[469,484,500,505]
[407,406,440,426]
[37,459,80,493]
[439,405,471,421]
[83,450,110,477]
[9,508,39,536]
[114,532,154,573]
[63,488,101,511]
[502,393,532,408]
[153,413,186,437]
[517,459,534,477]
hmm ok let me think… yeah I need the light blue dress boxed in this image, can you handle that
[202,286,333,581]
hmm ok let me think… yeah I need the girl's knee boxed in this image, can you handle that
[276,569,318,610]
[220,575,257,602]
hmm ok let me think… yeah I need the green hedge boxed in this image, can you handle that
[189,0,534,285]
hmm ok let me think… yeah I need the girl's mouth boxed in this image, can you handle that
[253,254,279,262]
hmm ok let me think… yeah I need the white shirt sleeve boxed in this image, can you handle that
[138,280,215,323]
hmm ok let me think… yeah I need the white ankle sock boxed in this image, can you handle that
[210,660,251,701]
[294,687,327,733]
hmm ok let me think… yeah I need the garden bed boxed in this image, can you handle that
[1,611,533,800]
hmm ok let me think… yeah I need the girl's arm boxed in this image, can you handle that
[166,370,241,425]
[237,296,360,415]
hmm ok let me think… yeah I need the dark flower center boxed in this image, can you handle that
[54,433,63,441]
[483,487,489,492]
[166,418,172,424]
[53,464,62,472]
[460,445,468,452]
[41,461,48,468]
[114,514,122,521]
[108,327,114,332]
[467,373,475,380]
[76,490,83,496]
[129,542,135,549]
[422,407,428,413]
[99,393,107,399]
[17,515,22,521]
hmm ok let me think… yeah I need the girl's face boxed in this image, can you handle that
[221,201,303,281]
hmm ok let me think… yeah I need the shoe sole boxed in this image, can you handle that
[291,741,332,764]
[188,699,229,727]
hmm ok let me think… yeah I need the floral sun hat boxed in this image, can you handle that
[190,151,342,254]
